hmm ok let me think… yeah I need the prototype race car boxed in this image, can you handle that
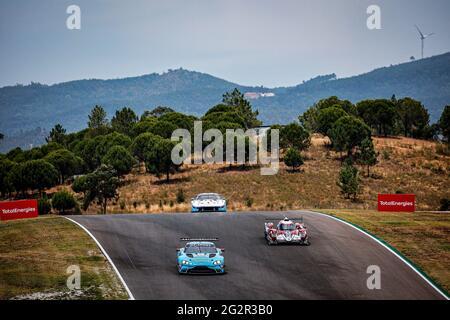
[264,217,310,245]
[177,238,225,274]
[191,193,227,213]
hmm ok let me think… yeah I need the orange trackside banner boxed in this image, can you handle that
[0,200,38,221]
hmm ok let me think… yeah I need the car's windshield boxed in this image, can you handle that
[279,223,295,231]
[185,243,217,254]
[197,194,221,201]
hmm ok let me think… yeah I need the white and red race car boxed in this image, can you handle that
[264,217,310,245]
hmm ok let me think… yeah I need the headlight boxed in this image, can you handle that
[182,260,190,265]
[213,260,222,265]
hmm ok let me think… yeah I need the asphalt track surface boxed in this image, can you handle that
[69,211,446,300]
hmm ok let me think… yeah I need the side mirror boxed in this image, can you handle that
[218,248,225,252]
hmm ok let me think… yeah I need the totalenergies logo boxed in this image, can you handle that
[0,200,38,221]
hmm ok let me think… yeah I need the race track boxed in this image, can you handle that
[69,211,446,300]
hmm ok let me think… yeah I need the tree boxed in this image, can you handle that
[204,104,236,116]
[93,132,132,162]
[222,88,261,128]
[131,132,160,162]
[284,148,304,171]
[6,147,26,163]
[149,120,178,139]
[300,96,356,132]
[328,116,371,157]
[299,105,321,132]
[315,96,356,115]
[356,99,397,136]
[280,123,310,151]
[358,137,378,177]
[158,112,197,131]
[25,160,59,193]
[73,138,99,171]
[88,105,109,135]
[337,163,360,200]
[46,124,66,144]
[144,138,179,182]
[52,190,77,214]
[396,98,430,138]
[81,165,120,214]
[40,142,64,157]
[131,118,157,137]
[202,111,246,128]
[144,106,175,119]
[102,145,135,176]
[7,163,26,196]
[72,175,89,197]
[222,132,254,167]
[44,149,82,184]
[0,159,16,197]
[111,107,138,135]
[439,105,450,143]
[316,106,348,136]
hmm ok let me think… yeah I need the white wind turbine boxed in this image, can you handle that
[415,25,435,59]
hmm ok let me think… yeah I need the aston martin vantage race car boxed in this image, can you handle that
[191,193,227,213]
[177,238,225,274]
[264,217,310,245]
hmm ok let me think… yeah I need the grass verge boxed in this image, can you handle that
[0,216,128,300]
[318,209,450,295]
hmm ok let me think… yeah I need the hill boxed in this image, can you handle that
[1,52,450,152]
[43,135,445,214]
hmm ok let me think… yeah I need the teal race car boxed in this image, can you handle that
[177,238,225,274]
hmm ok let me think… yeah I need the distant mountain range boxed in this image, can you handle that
[1,52,450,152]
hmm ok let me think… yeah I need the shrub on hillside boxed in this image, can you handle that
[439,199,450,211]
[337,163,360,200]
[52,190,77,214]
[176,189,185,203]
[284,148,304,172]
[38,194,52,215]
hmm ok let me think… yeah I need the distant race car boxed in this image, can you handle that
[177,238,225,274]
[191,193,227,213]
[264,217,310,245]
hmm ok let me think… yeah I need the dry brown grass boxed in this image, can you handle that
[319,209,450,294]
[80,135,449,214]
[0,216,127,300]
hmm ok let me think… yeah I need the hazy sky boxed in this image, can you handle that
[1,0,449,88]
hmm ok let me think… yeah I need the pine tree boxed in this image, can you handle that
[284,148,304,171]
[337,163,360,200]
[358,137,378,177]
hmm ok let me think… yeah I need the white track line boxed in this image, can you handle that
[64,217,135,300]
[307,210,449,300]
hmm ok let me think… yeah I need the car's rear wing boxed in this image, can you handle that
[180,237,219,241]
[264,217,304,222]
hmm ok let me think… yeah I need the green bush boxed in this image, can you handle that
[439,199,450,211]
[337,163,360,200]
[38,195,52,215]
[176,189,185,203]
[245,196,253,208]
[284,148,304,171]
[52,190,77,214]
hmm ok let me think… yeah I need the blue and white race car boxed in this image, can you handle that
[191,193,227,213]
[177,238,225,274]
